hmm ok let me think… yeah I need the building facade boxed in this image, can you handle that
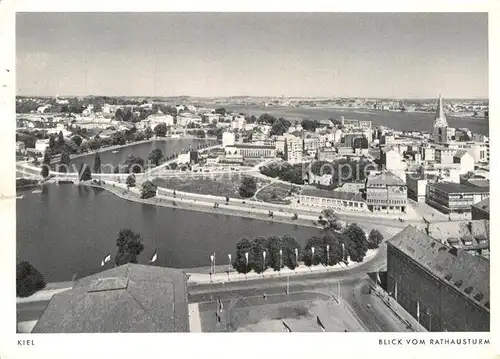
[299,185,368,212]
[386,226,489,332]
[225,144,276,161]
[365,172,407,213]
[426,182,490,215]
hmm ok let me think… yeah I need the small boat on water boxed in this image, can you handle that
[112,150,119,154]
[16,195,24,199]
[32,189,42,194]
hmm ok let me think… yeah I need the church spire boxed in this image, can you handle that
[433,94,448,128]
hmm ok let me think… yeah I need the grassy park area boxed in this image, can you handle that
[152,173,269,199]
[255,183,301,205]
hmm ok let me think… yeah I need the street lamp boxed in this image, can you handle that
[279,249,283,273]
[210,254,214,283]
[262,251,266,275]
[294,248,298,270]
[227,254,232,281]
[326,245,330,268]
[245,252,249,279]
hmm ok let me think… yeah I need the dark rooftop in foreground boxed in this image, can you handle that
[387,226,489,310]
[32,264,189,333]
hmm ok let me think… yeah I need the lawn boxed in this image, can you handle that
[255,183,301,205]
[152,173,269,199]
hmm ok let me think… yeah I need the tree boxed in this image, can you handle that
[239,176,257,198]
[126,174,136,188]
[303,236,323,266]
[368,229,384,249]
[281,235,301,269]
[49,135,56,149]
[169,162,178,170]
[16,261,46,297]
[41,150,51,178]
[270,117,292,136]
[301,119,321,132]
[115,229,144,266]
[111,131,126,146]
[250,237,269,274]
[225,196,229,204]
[267,236,283,271]
[57,131,65,147]
[72,135,83,147]
[148,148,164,167]
[141,180,157,199]
[93,152,101,174]
[233,237,254,273]
[214,108,227,116]
[341,223,368,262]
[80,164,92,181]
[58,151,71,173]
[124,154,145,173]
[145,127,153,139]
[154,123,167,137]
[320,209,342,231]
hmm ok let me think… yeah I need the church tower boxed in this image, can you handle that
[433,95,449,143]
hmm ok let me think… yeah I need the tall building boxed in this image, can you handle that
[284,134,303,163]
[387,226,489,332]
[433,95,450,144]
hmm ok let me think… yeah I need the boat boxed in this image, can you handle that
[112,150,119,154]
[32,189,42,194]
[16,195,24,199]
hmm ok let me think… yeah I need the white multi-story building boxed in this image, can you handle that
[285,134,303,163]
[222,132,235,148]
[35,139,50,153]
[445,141,488,164]
[453,151,475,175]
[148,113,175,128]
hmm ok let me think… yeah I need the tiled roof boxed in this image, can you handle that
[388,226,489,309]
[366,171,405,186]
[416,220,490,245]
[453,150,469,158]
[32,264,189,333]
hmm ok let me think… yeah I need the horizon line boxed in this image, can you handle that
[15,94,490,101]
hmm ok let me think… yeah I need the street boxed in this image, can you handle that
[187,242,413,332]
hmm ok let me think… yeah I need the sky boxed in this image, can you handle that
[16,12,489,98]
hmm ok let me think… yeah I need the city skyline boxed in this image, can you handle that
[16,12,489,99]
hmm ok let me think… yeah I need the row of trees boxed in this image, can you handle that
[232,224,384,274]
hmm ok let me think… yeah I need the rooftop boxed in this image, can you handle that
[300,185,365,202]
[429,182,490,194]
[466,179,490,188]
[228,144,276,149]
[388,226,489,310]
[32,264,189,333]
[471,198,490,213]
[416,220,489,246]
[366,171,405,186]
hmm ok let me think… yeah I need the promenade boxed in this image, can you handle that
[187,249,378,285]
